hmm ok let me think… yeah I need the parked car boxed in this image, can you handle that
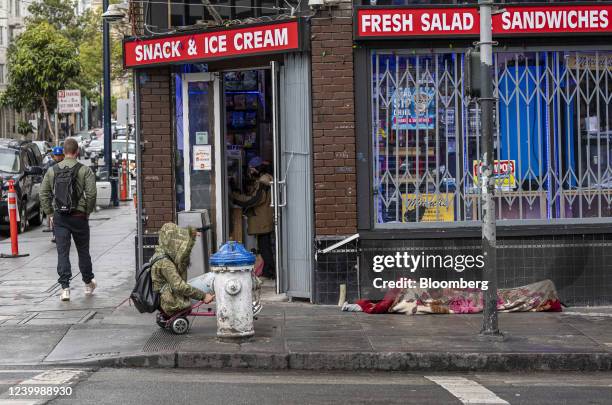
[0,139,45,233]
[32,141,52,157]
[77,130,96,148]
[114,125,128,139]
[84,139,104,159]
[32,141,53,166]
[112,139,136,178]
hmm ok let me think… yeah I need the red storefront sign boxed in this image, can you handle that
[124,20,301,68]
[356,4,612,39]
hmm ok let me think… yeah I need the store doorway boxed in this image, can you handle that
[182,58,313,300]
[223,68,278,282]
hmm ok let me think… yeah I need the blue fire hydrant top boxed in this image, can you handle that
[210,241,256,266]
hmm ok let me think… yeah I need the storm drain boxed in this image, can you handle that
[142,329,184,352]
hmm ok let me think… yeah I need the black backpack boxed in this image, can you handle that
[130,254,170,314]
[53,163,83,214]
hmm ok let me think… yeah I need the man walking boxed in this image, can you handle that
[40,138,97,301]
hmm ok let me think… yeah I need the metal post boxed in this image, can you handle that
[134,71,144,271]
[54,110,59,145]
[479,0,500,336]
[102,0,118,206]
[270,61,281,295]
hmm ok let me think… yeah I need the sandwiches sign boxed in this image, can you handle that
[356,4,612,39]
[124,20,301,67]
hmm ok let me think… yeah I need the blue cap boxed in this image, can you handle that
[248,156,262,168]
[210,241,255,267]
[52,146,64,155]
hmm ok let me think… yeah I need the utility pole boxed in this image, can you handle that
[478,0,500,336]
[102,0,118,206]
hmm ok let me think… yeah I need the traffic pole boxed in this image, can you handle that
[478,0,500,337]
[120,159,129,201]
[1,180,29,259]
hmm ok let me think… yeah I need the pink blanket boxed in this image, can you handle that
[356,279,562,315]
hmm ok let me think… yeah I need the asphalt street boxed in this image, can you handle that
[0,368,609,405]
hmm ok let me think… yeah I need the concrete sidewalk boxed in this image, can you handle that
[1,207,612,372]
[0,203,136,327]
[7,285,612,372]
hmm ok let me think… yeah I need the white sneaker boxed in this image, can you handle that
[84,279,97,296]
[60,288,70,301]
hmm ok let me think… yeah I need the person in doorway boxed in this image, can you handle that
[151,223,215,317]
[45,146,65,243]
[40,138,97,302]
[230,156,275,279]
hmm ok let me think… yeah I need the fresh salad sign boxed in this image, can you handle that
[123,21,301,67]
[356,4,612,39]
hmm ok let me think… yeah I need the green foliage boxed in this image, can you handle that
[26,0,86,43]
[78,8,125,100]
[25,0,126,101]
[17,121,34,135]
[0,22,80,113]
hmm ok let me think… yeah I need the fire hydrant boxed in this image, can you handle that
[210,241,256,338]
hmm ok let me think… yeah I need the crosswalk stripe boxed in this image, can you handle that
[0,372,46,374]
[0,369,86,405]
[17,369,85,386]
[426,376,510,405]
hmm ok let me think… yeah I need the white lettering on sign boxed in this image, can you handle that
[134,40,182,62]
[204,34,227,54]
[361,13,413,33]
[234,27,288,51]
[421,12,474,32]
[501,9,609,30]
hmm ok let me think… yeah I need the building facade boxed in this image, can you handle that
[127,0,612,306]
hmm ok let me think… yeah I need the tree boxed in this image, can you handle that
[78,8,125,101]
[27,0,125,101]
[26,0,85,43]
[0,22,80,141]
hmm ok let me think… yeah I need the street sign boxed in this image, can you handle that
[57,90,82,113]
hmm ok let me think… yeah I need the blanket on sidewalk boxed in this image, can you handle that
[351,279,562,315]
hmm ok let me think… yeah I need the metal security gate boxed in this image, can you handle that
[371,48,612,227]
[279,53,313,299]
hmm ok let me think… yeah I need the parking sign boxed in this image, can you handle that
[57,90,82,113]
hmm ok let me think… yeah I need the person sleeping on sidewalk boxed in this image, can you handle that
[151,223,215,317]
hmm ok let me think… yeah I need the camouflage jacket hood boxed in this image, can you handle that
[154,223,195,275]
[151,223,205,314]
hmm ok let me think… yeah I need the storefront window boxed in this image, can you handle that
[372,50,612,226]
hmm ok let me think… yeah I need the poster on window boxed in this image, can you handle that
[401,193,454,222]
[392,86,435,130]
[193,145,212,171]
[472,159,517,191]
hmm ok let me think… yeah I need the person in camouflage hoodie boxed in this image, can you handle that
[151,223,214,315]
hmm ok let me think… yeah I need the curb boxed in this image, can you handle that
[40,351,612,372]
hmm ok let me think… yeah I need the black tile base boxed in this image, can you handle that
[314,237,359,305]
[314,234,612,306]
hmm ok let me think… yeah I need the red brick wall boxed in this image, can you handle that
[139,67,175,232]
[311,11,357,236]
